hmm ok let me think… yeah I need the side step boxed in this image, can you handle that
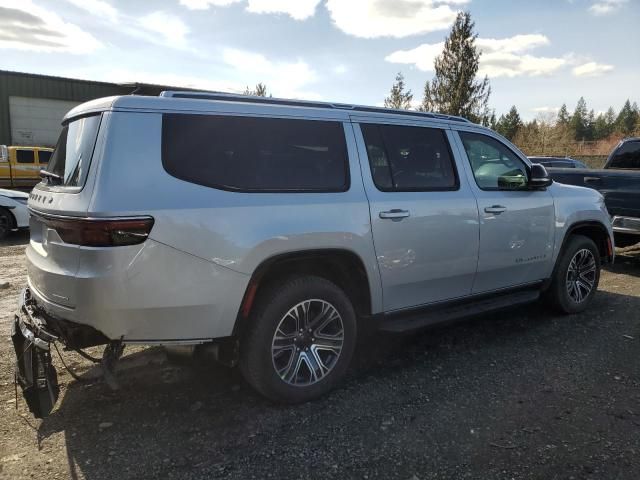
[379,289,540,333]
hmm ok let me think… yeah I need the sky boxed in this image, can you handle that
[0,0,638,119]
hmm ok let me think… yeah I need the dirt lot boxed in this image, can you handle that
[0,232,639,480]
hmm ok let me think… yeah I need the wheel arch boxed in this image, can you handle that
[0,205,17,231]
[563,221,612,262]
[233,248,375,336]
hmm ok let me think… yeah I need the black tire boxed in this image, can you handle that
[545,234,600,314]
[0,207,14,241]
[240,276,357,403]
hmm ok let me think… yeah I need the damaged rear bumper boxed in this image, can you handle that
[11,288,109,418]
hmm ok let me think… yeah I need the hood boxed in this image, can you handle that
[0,188,29,199]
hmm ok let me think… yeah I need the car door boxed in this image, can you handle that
[353,120,480,312]
[452,129,555,294]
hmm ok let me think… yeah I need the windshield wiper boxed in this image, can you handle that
[39,170,62,184]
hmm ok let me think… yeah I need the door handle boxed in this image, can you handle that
[484,205,507,214]
[379,209,410,219]
[584,176,602,185]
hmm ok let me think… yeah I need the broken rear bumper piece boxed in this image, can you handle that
[11,288,109,418]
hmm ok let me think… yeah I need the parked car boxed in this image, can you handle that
[12,92,614,418]
[548,138,640,247]
[0,145,53,189]
[0,188,29,239]
[528,156,589,169]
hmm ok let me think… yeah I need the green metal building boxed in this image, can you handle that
[0,70,193,147]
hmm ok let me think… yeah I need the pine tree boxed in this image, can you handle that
[557,104,570,125]
[384,72,413,110]
[495,106,523,140]
[616,100,639,135]
[419,12,490,122]
[570,97,589,140]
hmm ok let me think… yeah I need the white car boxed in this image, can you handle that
[0,188,29,239]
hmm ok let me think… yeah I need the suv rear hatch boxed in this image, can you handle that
[27,113,103,307]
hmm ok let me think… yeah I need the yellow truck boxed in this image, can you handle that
[0,145,53,188]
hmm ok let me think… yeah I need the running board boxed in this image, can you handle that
[379,289,540,333]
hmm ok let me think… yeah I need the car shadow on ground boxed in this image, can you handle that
[0,229,29,247]
[33,288,640,480]
[607,247,640,277]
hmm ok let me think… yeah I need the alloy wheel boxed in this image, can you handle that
[271,299,344,386]
[565,248,596,303]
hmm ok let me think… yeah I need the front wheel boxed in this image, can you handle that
[545,234,601,314]
[0,207,14,240]
[240,276,357,403]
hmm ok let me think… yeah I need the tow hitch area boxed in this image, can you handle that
[12,290,60,419]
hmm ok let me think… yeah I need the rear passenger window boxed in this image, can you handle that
[360,124,457,191]
[162,114,349,192]
[608,142,640,169]
[16,150,35,163]
[38,151,52,164]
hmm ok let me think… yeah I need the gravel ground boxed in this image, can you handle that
[0,231,639,480]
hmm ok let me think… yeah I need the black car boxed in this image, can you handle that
[547,138,640,247]
[529,156,589,169]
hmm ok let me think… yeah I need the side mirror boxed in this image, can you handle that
[529,163,553,189]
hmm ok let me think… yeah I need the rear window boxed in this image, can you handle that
[45,114,101,187]
[608,141,640,169]
[360,123,458,191]
[162,114,349,192]
[38,150,52,163]
[16,150,35,163]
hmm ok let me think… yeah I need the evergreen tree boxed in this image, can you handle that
[570,97,589,140]
[616,100,639,135]
[495,105,523,140]
[593,113,609,140]
[419,12,490,122]
[384,72,413,110]
[557,103,570,125]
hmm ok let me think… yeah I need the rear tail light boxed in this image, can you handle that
[32,212,154,247]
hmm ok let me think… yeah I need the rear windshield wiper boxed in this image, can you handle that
[39,170,63,184]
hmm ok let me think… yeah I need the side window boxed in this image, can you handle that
[459,132,528,190]
[38,151,52,164]
[16,150,35,164]
[360,124,458,191]
[162,114,349,192]
[608,142,640,169]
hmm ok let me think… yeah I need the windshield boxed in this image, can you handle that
[45,114,101,187]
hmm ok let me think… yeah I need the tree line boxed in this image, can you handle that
[382,11,639,156]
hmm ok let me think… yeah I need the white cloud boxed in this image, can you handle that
[532,106,560,113]
[325,0,468,38]
[179,0,321,20]
[386,34,568,78]
[221,48,320,99]
[246,0,322,20]
[333,64,348,74]
[385,42,444,71]
[572,61,614,76]
[65,0,118,23]
[179,0,242,9]
[588,0,628,15]
[0,0,102,54]
[139,11,189,47]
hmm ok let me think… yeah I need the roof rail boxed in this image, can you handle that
[159,91,472,123]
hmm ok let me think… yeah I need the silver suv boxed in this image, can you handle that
[12,92,614,417]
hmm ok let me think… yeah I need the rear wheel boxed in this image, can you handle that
[545,235,600,314]
[240,276,357,403]
[0,207,14,240]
